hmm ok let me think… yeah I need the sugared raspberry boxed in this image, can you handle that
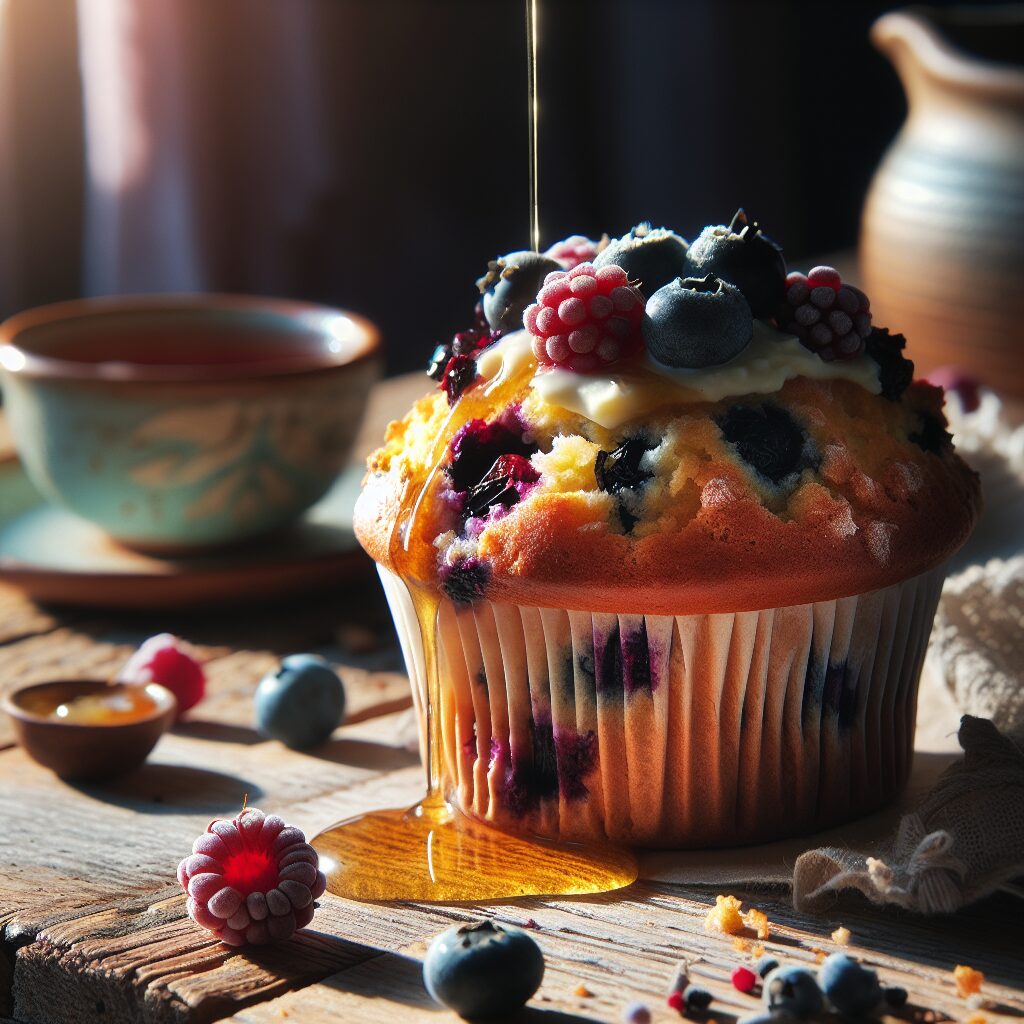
[544,234,603,270]
[178,806,326,946]
[731,965,758,993]
[525,263,645,373]
[778,267,871,361]
[119,634,205,715]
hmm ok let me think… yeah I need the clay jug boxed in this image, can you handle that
[861,6,1024,394]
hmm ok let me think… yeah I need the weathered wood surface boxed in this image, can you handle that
[1,377,1022,1024]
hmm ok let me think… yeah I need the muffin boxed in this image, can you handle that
[355,214,979,848]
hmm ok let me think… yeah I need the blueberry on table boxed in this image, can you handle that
[762,965,823,1019]
[755,955,780,978]
[423,920,545,1019]
[477,251,562,333]
[685,209,786,318]
[642,274,753,369]
[818,953,883,1017]
[254,654,345,750]
[593,223,689,298]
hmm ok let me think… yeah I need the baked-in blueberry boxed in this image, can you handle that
[595,436,657,532]
[447,417,538,492]
[440,559,490,605]
[685,209,786,317]
[593,223,689,297]
[477,251,562,333]
[717,403,812,484]
[423,920,544,1019]
[642,274,753,368]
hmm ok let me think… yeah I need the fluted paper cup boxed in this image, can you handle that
[378,565,945,848]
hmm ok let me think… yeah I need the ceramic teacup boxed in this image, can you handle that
[0,295,381,551]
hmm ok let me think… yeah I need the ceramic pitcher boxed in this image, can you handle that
[860,6,1024,394]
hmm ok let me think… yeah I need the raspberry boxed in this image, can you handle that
[177,807,325,946]
[731,965,758,993]
[545,234,603,270]
[778,267,871,361]
[926,366,981,413]
[666,991,685,1013]
[525,263,645,373]
[119,634,205,714]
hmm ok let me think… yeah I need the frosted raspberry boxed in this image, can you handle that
[119,634,205,714]
[778,267,871,361]
[544,234,603,270]
[524,263,645,373]
[177,807,326,946]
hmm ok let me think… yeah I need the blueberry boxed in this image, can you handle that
[685,209,786,317]
[818,953,883,1018]
[477,251,562,333]
[865,327,914,401]
[717,403,812,485]
[440,559,490,606]
[423,920,544,1019]
[755,955,780,978]
[762,966,823,1019]
[884,986,908,1009]
[682,984,713,1011]
[643,274,753,368]
[593,223,689,297]
[254,654,345,750]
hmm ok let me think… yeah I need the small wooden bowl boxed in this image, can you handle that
[2,679,176,780]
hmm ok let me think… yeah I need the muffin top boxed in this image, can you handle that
[356,215,980,615]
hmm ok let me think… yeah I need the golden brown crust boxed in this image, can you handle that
[354,376,980,615]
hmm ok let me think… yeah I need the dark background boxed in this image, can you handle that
[4,0,1016,374]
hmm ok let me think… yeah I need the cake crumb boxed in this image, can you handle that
[965,1014,987,1024]
[732,936,751,953]
[705,895,745,935]
[831,926,851,946]
[574,984,593,998]
[967,994,988,1011]
[751,943,765,960]
[954,965,984,998]
[744,907,770,940]
[811,947,827,963]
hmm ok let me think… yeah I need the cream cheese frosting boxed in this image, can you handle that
[476,321,881,431]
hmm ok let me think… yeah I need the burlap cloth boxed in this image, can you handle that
[641,390,1024,913]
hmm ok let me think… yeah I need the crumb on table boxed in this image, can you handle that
[831,926,851,945]
[954,964,985,998]
[705,895,745,935]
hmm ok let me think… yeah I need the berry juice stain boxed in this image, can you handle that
[311,293,637,902]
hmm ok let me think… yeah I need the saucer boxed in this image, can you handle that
[0,457,369,608]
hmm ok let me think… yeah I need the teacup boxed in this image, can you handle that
[0,295,381,551]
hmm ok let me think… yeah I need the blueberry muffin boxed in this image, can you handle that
[355,213,979,847]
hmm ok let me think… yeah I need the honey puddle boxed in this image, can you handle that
[312,295,638,900]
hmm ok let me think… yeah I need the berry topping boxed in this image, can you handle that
[643,274,753,368]
[118,634,205,715]
[685,209,786,318]
[818,953,883,1018]
[762,966,823,1019]
[525,263,645,373]
[779,266,871,361]
[477,250,563,333]
[861,326,914,401]
[593,223,690,298]
[177,806,325,946]
[718,404,812,484]
[446,415,538,492]
[423,920,544,1019]
[440,558,490,605]
[426,328,494,382]
[926,365,981,413]
[545,234,604,270]
[732,965,758,993]
[254,654,345,750]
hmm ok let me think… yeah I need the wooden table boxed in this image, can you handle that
[1,377,1021,1024]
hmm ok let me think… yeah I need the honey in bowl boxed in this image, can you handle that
[48,686,162,725]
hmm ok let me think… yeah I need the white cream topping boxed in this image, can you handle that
[476,322,880,431]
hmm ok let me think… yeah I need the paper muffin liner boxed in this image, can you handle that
[378,565,946,848]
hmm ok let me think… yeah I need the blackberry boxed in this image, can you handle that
[643,274,752,368]
[477,250,562,333]
[446,418,538,491]
[718,404,810,484]
[865,327,914,401]
[595,437,656,495]
[910,411,952,454]
[463,476,519,518]
[685,209,786,318]
[779,266,871,361]
[593,223,690,298]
